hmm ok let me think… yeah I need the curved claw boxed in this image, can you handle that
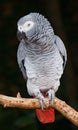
[36,92,46,111]
[47,89,55,105]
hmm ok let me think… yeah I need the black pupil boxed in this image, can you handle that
[28,23,30,26]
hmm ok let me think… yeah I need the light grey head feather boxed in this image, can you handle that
[17,12,55,44]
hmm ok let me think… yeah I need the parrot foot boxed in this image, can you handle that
[47,89,55,105]
[36,92,46,111]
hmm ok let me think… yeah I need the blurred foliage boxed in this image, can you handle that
[0,0,78,130]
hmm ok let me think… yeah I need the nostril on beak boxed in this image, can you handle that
[18,26,23,32]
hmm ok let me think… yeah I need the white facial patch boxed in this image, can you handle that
[18,21,34,32]
[23,21,34,32]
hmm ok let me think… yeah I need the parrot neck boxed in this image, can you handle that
[23,30,56,55]
[25,38,55,55]
[36,36,55,53]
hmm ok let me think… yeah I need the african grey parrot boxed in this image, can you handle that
[17,13,67,124]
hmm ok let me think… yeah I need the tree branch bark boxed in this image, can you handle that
[0,93,78,126]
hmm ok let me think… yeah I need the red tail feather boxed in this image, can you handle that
[36,108,55,124]
[34,92,55,124]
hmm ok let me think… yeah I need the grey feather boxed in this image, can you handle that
[17,40,27,80]
[55,35,67,69]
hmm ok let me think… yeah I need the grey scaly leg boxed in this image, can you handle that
[47,89,55,105]
[36,92,46,111]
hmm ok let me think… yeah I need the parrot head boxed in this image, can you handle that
[17,13,55,44]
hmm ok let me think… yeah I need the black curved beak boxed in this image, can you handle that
[17,31,27,41]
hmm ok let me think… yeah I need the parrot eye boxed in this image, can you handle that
[23,21,34,31]
[27,23,31,27]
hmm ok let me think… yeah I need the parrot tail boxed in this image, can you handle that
[36,108,55,124]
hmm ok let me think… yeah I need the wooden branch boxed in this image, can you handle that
[0,93,78,126]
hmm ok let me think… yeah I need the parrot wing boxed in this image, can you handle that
[17,40,27,80]
[55,35,67,69]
